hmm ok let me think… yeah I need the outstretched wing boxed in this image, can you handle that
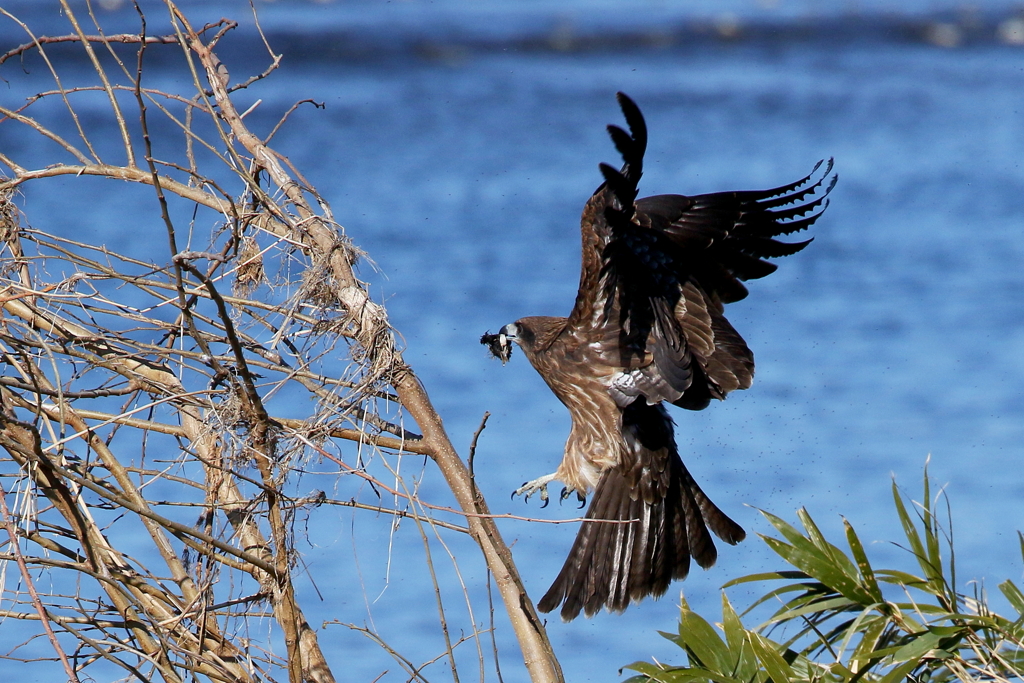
[567,93,836,410]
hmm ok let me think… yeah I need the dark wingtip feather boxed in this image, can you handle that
[599,162,623,185]
[775,202,829,236]
[744,235,814,259]
[615,92,648,156]
[597,93,648,201]
[606,124,636,162]
[825,171,838,195]
[599,163,637,210]
[754,157,836,209]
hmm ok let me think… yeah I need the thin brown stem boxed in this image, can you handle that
[0,480,82,683]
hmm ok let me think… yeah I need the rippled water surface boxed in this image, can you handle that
[4,1,1024,680]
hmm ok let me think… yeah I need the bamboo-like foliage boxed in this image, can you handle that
[0,3,562,682]
[625,467,1024,683]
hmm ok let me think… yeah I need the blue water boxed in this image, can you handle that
[5,1,1024,681]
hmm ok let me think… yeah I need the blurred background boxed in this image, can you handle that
[4,0,1024,680]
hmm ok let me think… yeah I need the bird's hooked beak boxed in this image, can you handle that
[480,323,516,364]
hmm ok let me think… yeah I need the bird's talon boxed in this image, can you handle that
[513,478,553,505]
[576,491,587,509]
[512,474,559,507]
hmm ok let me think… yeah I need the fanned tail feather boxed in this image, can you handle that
[537,404,744,621]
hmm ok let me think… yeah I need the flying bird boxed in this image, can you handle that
[481,93,835,621]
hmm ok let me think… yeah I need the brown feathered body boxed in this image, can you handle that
[483,93,834,621]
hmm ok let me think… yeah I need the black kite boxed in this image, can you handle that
[482,93,835,621]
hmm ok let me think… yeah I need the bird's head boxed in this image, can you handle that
[482,317,562,364]
[480,322,520,364]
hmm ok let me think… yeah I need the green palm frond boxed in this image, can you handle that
[626,466,1024,683]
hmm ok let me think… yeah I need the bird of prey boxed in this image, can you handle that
[481,93,835,621]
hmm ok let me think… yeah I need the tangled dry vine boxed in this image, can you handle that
[0,3,561,682]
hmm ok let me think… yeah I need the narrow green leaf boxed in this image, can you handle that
[761,513,860,585]
[843,518,884,603]
[890,630,945,662]
[720,593,744,655]
[747,632,794,683]
[625,661,742,683]
[866,625,963,664]
[796,507,831,552]
[892,480,931,579]
[850,616,889,666]
[668,672,741,683]
[679,608,730,674]
[875,569,928,588]
[1001,579,1024,618]
[833,605,883,662]
[797,508,859,578]
[622,662,708,683]
[791,656,834,682]
[660,629,685,649]
[676,596,692,655]
[921,493,945,595]
[744,582,824,618]
[623,661,664,677]
[925,625,963,637]
[766,595,861,628]
[621,662,701,683]
[882,606,926,633]
[878,659,919,683]
[720,594,759,681]
[722,570,809,588]
[827,660,856,679]
[763,536,875,605]
[920,616,989,631]
[759,508,814,549]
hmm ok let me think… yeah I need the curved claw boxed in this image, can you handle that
[557,486,587,508]
[512,473,557,507]
[513,481,528,501]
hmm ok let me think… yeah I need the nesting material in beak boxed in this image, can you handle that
[480,331,512,364]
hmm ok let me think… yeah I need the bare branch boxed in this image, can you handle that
[0,480,82,683]
[0,21,232,67]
